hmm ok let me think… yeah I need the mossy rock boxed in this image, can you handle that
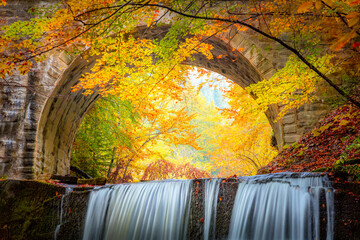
[77,177,106,185]
[0,180,91,240]
[0,180,64,240]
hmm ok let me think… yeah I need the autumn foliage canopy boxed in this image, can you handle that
[1,0,360,181]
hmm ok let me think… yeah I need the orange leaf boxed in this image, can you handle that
[315,0,322,10]
[323,0,333,7]
[331,30,357,51]
[347,12,360,27]
[297,2,313,13]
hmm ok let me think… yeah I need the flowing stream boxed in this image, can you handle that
[82,173,334,240]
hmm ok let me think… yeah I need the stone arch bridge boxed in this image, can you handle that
[0,0,330,179]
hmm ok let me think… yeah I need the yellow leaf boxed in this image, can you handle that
[348,16,359,27]
[312,130,321,137]
[322,0,333,7]
[315,0,322,10]
[297,2,313,13]
[339,120,349,126]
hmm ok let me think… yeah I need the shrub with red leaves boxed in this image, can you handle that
[141,159,211,181]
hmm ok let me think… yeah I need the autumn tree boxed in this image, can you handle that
[71,97,137,178]
[166,71,277,177]
[1,0,360,111]
[208,81,278,176]
[72,81,204,183]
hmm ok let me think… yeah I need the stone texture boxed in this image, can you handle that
[282,115,296,125]
[333,182,360,240]
[284,134,301,144]
[0,179,90,240]
[216,179,238,239]
[284,124,298,134]
[187,180,205,240]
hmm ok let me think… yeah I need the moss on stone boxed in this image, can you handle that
[0,180,90,240]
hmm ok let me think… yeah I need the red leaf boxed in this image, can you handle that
[350,0,360,5]
[352,42,360,48]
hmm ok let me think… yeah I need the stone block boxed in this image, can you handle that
[0,122,18,135]
[284,134,301,144]
[58,51,74,65]
[23,158,34,167]
[2,110,21,122]
[9,99,25,109]
[22,173,34,179]
[284,124,297,134]
[230,34,246,50]
[0,163,6,174]
[253,53,265,66]
[23,151,34,159]
[20,166,34,174]
[242,45,256,62]
[0,155,12,164]
[25,142,36,150]
[24,131,36,142]
[255,56,269,69]
[24,122,37,131]
[282,115,296,124]
[47,66,61,79]
[298,113,314,123]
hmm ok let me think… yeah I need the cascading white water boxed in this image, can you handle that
[54,186,73,240]
[82,180,192,240]
[82,173,334,240]
[228,173,334,240]
[204,178,222,240]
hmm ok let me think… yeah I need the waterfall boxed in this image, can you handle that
[82,180,192,240]
[204,178,221,240]
[228,173,334,240]
[82,173,334,240]
[54,186,73,240]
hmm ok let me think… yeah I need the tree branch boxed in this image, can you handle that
[130,2,360,109]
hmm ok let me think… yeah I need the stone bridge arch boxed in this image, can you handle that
[0,1,329,179]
